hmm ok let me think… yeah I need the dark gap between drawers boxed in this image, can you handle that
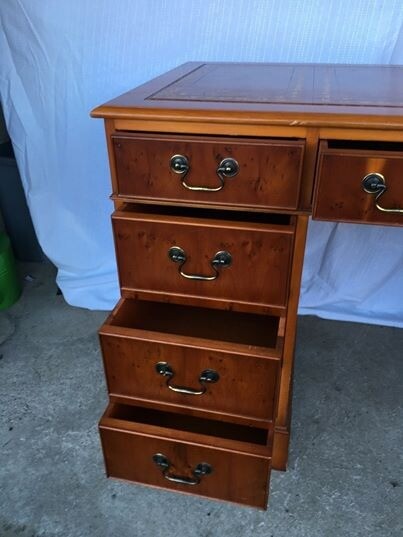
[108,403,268,445]
[327,140,403,152]
[111,299,279,348]
[114,130,303,142]
[120,203,292,226]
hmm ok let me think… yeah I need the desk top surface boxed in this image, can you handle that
[92,62,403,128]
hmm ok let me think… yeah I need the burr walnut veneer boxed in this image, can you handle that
[92,62,403,509]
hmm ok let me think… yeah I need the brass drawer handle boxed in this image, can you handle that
[362,173,403,214]
[152,453,213,486]
[168,246,232,281]
[170,154,239,192]
[155,361,219,395]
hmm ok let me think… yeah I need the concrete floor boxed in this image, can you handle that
[0,262,402,537]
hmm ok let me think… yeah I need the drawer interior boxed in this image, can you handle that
[109,299,280,350]
[105,402,268,446]
[118,202,293,227]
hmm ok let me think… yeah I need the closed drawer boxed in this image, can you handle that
[99,402,271,508]
[100,298,282,421]
[313,140,403,226]
[113,205,294,311]
[112,134,305,211]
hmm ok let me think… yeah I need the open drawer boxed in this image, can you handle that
[313,140,403,226]
[99,402,272,508]
[112,204,295,312]
[100,298,283,422]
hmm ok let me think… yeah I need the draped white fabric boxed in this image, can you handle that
[0,0,402,325]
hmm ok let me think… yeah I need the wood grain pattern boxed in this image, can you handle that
[100,327,281,422]
[273,215,309,468]
[313,140,403,226]
[112,134,305,211]
[100,403,271,508]
[91,62,403,129]
[112,207,294,310]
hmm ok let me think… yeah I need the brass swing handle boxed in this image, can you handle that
[362,173,403,214]
[155,361,219,395]
[170,154,239,192]
[152,453,213,486]
[168,246,232,281]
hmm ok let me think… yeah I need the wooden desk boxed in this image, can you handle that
[92,63,403,509]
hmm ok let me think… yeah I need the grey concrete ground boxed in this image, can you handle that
[0,262,402,537]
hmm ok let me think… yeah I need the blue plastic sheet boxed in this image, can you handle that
[0,0,402,325]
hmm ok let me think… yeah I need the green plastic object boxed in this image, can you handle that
[0,231,21,309]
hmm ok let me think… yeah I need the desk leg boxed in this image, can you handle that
[272,215,308,470]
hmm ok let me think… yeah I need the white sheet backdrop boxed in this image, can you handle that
[0,0,402,326]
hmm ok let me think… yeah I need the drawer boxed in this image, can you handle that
[100,298,283,421]
[112,134,305,211]
[99,402,271,508]
[112,205,295,311]
[313,140,403,226]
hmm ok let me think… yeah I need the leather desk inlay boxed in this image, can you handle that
[92,62,403,509]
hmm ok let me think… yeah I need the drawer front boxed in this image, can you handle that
[100,412,271,508]
[113,211,294,309]
[313,141,403,226]
[112,134,305,211]
[100,334,280,421]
